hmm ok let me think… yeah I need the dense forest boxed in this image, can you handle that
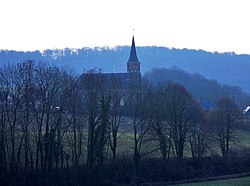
[1,61,250,186]
[144,67,250,108]
[1,46,250,92]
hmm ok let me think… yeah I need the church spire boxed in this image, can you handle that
[127,36,140,74]
[126,35,141,87]
[128,36,139,63]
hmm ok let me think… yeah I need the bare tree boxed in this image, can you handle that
[208,97,242,161]
[165,83,200,160]
[187,108,211,162]
[150,84,171,161]
[127,80,156,183]
[0,75,8,178]
[61,72,85,168]
[81,69,111,185]
[16,60,36,172]
[33,63,64,175]
[0,63,24,177]
[108,75,126,164]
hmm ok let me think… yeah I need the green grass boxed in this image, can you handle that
[113,129,250,158]
[175,176,250,186]
[237,129,250,148]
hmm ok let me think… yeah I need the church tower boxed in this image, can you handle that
[127,36,141,86]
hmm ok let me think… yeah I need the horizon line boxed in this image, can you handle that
[0,45,249,56]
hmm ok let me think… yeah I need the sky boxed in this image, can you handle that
[0,0,250,54]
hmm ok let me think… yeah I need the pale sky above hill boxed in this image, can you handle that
[0,0,250,53]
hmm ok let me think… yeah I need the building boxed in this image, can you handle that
[87,36,141,89]
[126,36,141,87]
[243,106,250,120]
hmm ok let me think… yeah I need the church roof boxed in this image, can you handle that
[128,36,139,63]
[102,73,128,88]
[81,73,128,89]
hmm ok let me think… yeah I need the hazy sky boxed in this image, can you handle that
[1,0,250,53]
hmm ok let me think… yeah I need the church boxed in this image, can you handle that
[126,36,141,87]
[99,36,142,88]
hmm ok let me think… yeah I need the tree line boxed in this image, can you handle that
[2,46,250,93]
[144,67,250,107]
[0,61,245,185]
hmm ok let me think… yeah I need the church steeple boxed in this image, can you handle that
[128,36,139,63]
[127,36,141,87]
[127,36,140,73]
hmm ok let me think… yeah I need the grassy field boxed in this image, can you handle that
[237,129,250,148]
[114,128,250,158]
[175,176,250,186]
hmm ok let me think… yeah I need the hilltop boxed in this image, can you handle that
[1,46,250,92]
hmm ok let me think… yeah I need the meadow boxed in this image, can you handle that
[175,176,250,186]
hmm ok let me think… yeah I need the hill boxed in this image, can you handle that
[1,46,250,92]
[143,67,250,107]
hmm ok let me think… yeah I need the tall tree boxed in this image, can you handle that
[150,84,171,161]
[187,108,210,162]
[165,83,200,160]
[108,76,126,164]
[127,80,156,183]
[17,60,36,172]
[209,97,242,161]
[81,69,111,185]
[61,72,85,168]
